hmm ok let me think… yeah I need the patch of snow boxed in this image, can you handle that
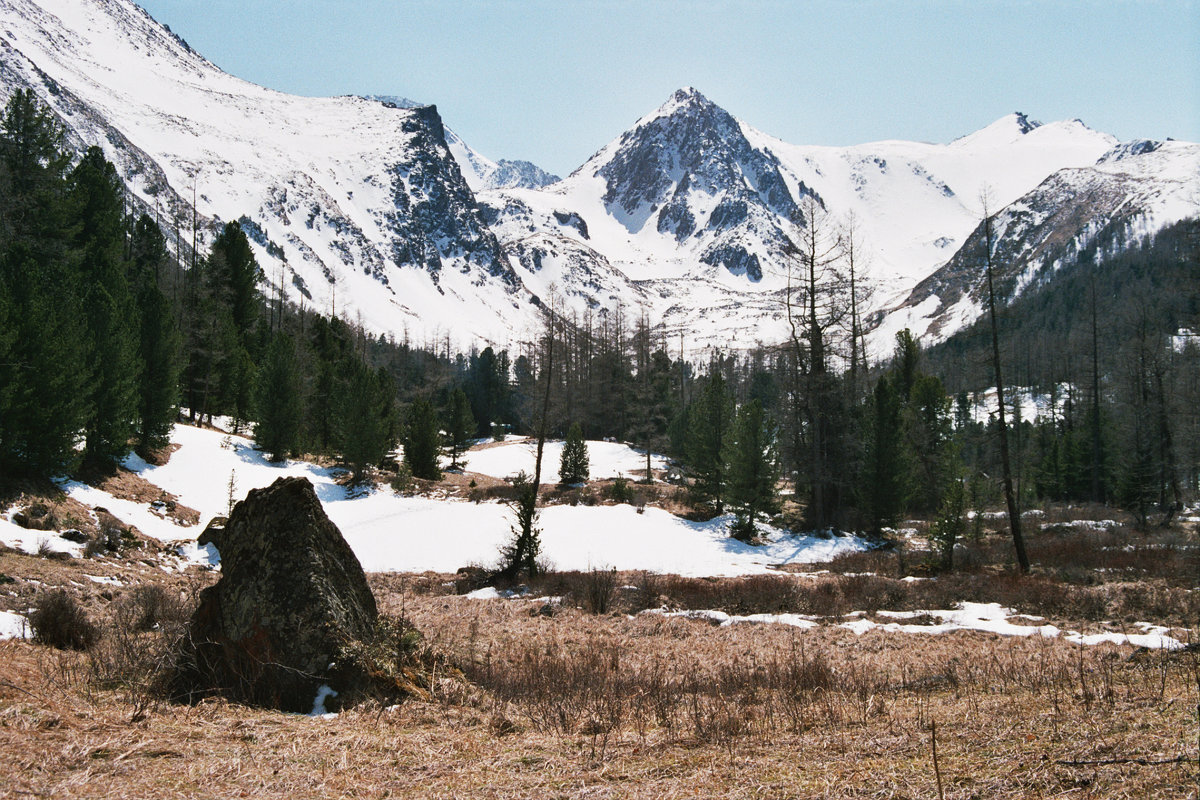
[1042,519,1119,531]
[463,439,668,483]
[644,608,819,630]
[0,610,30,640]
[309,684,338,718]
[112,424,872,577]
[0,509,83,558]
[840,602,1187,650]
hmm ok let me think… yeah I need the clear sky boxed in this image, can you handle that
[137,0,1199,177]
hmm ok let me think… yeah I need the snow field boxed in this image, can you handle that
[462,438,668,483]
[46,424,870,577]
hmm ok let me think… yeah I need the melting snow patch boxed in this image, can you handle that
[0,507,84,558]
[1042,519,1119,531]
[841,602,1188,650]
[310,685,338,718]
[0,610,30,640]
[173,540,220,569]
[643,608,818,630]
[85,575,122,586]
[644,602,1190,650]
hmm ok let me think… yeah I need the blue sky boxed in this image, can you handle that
[138,0,1199,177]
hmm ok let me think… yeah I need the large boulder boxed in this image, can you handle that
[173,476,377,711]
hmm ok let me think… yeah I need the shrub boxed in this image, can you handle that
[338,614,457,705]
[606,477,635,505]
[582,567,617,614]
[391,462,415,496]
[115,584,186,633]
[30,590,99,650]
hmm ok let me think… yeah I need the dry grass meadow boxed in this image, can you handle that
[2,521,1198,799]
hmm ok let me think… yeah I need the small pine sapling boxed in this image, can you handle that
[559,422,589,486]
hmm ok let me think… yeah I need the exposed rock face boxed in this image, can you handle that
[174,477,377,711]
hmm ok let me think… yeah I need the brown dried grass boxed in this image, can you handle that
[2,583,1196,799]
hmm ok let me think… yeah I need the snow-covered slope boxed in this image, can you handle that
[877,138,1200,345]
[1,0,1194,355]
[480,89,1177,352]
[0,0,536,348]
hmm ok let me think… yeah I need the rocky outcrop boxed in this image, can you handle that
[173,477,377,711]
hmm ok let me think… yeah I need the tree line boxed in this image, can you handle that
[3,89,1197,569]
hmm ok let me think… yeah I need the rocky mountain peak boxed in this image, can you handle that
[594,89,798,232]
[1012,112,1040,134]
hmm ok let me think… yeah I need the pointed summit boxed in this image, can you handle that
[953,112,1045,147]
[641,87,718,125]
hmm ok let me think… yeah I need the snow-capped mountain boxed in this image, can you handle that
[367,95,560,192]
[2,0,1195,356]
[874,138,1200,344]
[480,89,1176,351]
[0,0,534,347]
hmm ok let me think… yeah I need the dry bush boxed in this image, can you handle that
[81,581,203,719]
[528,568,619,613]
[656,574,802,615]
[337,614,465,707]
[113,584,188,633]
[466,483,523,504]
[581,567,617,614]
[29,590,99,651]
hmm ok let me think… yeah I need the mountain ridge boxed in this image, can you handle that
[2,0,1195,356]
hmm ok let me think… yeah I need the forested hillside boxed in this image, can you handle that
[3,89,1197,553]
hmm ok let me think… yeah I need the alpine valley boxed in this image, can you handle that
[2,0,1197,354]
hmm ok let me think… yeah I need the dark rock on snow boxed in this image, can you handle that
[173,476,377,711]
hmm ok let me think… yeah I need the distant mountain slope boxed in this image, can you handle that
[1,0,1194,355]
[481,89,1147,351]
[0,0,531,346]
[874,138,1200,347]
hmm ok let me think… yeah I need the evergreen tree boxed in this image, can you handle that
[559,422,590,485]
[725,399,779,542]
[210,221,262,340]
[864,373,908,537]
[928,476,967,571]
[0,91,88,477]
[305,315,354,452]
[686,369,734,512]
[402,397,442,480]
[69,146,138,471]
[205,222,262,427]
[130,214,180,455]
[444,387,475,469]
[253,332,302,462]
[466,346,510,436]
[905,373,954,514]
[340,362,397,482]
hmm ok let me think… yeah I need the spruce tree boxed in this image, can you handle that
[0,91,87,477]
[206,222,262,427]
[305,315,354,452]
[686,369,734,512]
[340,362,396,482]
[130,214,180,456]
[402,397,442,480]
[444,387,475,469]
[559,421,589,485]
[70,146,139,471]
[253,332,302,462]
[864,373,908,537]
[724,399,779,541]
